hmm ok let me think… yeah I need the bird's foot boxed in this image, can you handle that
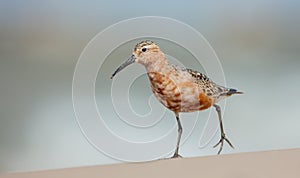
[171,153,182,158]
[213,133,234,154]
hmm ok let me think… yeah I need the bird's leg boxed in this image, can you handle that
[213,104,234,154]
[171,114,183,158]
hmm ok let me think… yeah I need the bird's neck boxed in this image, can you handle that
[143,54,173,74]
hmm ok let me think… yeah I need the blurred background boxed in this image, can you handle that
[1,0,300,174]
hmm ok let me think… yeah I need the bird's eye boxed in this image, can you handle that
[141,47,147,52]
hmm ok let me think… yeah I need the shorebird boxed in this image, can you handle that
[111,40,242,158]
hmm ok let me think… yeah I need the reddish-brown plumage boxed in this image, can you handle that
[147,70,215,113]
[199,93,214,110]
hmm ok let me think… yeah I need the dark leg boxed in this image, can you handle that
[213,104,234,154]
[171,113,183,158]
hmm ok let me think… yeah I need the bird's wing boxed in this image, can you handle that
[183,68,228,96]
[182,68,210,83]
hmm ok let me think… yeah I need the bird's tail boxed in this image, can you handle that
[227,88,243,96]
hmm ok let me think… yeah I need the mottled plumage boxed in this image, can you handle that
[111,40,242,157]
[183,68,242,100]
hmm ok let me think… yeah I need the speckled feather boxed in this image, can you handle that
[182,68,231,100]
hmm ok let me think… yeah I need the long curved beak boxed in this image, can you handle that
[111,55,136,79]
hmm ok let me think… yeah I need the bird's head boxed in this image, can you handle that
[111,40,161,79]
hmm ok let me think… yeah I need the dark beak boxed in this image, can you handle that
[111,55,136,79]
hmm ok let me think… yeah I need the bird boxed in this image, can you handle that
[111,40,242,158]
